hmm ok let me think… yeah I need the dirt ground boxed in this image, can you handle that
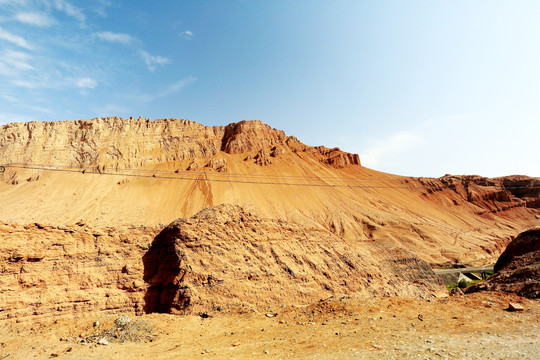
[0,291,537,360]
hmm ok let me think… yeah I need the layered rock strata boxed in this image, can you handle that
[0,222,159,322]
[0,118,360,172]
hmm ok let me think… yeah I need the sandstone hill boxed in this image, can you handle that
[0,116,538,323]
[1,117,538,267]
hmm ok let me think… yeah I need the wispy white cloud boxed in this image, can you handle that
[140,77,197,102]
[95,31,134,44]
[139,50,171,72]
[0,50,34,75]
[52,0,85,22]
[11,74,98,90]
[12,79,39,88]
[0,26,31,49]
[14,12,56,26]
[179,30,193,40]
[74,77,97,89]
[91,0,112,18]
[0,0,30,6]
[0,94,18,102]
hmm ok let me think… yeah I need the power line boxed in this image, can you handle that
[5,161,400,182]
[4,163,540,190]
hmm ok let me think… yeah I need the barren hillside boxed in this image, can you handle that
[1,117,538,266]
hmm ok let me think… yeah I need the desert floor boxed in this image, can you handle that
[1,291,537,360]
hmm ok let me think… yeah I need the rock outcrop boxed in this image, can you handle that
[0,222,159,322]
[495,227,540,272]
[221,120,287,154]
[143,204,444,314]
[467,227,540,298]
[435,175,540,213]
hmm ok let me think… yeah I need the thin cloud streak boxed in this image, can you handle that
[52,0,85,22]
[139,50,170,71]
[95,31,134,44]
[0,26,31,49]
[14,12,56,26]
[139,77,197,102]
[0,50,34,75]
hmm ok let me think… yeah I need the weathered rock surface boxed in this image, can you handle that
[467,227,540,298]
[0,222,159,322]
[0,118,359,171]
[143,204,445,314]
[494,227,540,272]
[435,174,540,214]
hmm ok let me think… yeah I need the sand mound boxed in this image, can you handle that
[142,204,445,314]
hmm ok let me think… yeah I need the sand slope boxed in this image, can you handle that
[0,117,538,267]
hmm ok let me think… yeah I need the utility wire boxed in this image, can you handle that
[3,163,539,190]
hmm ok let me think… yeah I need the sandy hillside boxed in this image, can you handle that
[1,118,538,266]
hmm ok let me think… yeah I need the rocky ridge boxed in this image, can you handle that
[0,118,359,175]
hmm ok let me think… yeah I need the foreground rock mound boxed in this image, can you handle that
[467,227,540,298]
[143,204,445,314]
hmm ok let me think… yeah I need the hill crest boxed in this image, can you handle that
[0,117,360,172]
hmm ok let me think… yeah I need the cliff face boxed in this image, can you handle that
[0,118,360,171]
[0,118,222,170]
[423,175,540,214]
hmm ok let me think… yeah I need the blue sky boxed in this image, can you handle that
[0,0,538,177]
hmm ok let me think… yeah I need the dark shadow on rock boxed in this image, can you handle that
[142,224,191,314]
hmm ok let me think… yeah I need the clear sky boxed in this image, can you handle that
[0,1,538,177]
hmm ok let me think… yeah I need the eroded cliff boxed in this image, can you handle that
[0,118,359,173]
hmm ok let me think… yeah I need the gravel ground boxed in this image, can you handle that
[0,291,538,359]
